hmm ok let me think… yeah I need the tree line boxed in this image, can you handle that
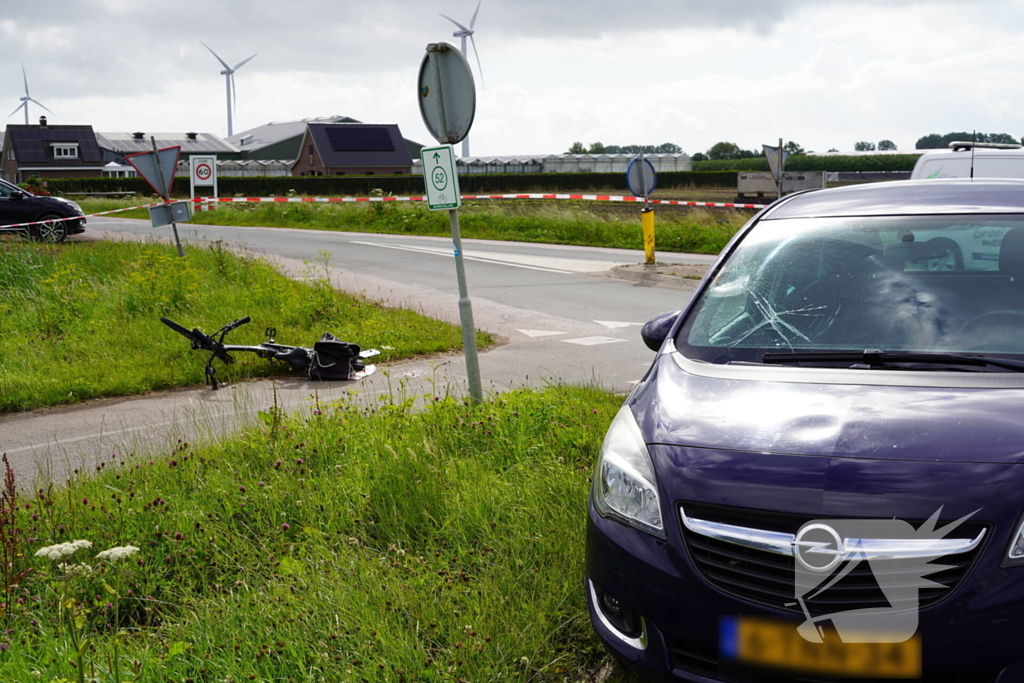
[566,142,683,154]
[567,131,1024,159]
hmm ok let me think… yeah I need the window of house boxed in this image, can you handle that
[6,148,13,161]
[51,143,79,159]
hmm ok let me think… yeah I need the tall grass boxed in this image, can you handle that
[0,240,489,413]
[80,198,748,255]
[0,385,624,682]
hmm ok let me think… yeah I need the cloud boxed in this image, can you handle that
[0,0,1021,156]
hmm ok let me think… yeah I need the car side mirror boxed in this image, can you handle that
[641,311,681,352]
[9,191,24,200]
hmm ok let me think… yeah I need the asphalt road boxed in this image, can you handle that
[0,217,715,487]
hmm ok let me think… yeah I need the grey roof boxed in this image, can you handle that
[306,123,413,168]
[6,124,104,166]
[227,116,359,152]
[97,132,239,154]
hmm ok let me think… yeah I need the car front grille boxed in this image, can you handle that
[668,634,996,683]
[680,502,988,617]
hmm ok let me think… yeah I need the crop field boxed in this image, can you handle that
[78,197,750,256]
[0,240,489,413]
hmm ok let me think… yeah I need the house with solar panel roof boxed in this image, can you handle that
[1,117,106,183]
[227,117,421,176]
[290,122,413,176]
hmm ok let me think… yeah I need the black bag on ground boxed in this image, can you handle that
[307,333,364,381]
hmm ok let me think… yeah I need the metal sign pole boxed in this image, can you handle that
[448,208,482,403]
[151,137,185,258]
[418,43,483,405]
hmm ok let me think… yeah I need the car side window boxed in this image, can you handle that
[0,184,12,198]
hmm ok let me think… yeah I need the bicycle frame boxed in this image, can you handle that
[160,316,376,390]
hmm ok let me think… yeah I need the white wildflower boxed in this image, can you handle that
[59,563,94,577]
[95,546,140,562]
[34,540,92,561]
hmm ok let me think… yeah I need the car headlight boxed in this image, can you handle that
[592,405,664,537]
[1005,515,1024,566]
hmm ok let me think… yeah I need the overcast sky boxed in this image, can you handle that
[3,0,1023,157]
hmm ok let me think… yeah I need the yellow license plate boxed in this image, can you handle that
[720,616,922,678]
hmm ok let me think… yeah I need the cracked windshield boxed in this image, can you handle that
[679,215,1024,365]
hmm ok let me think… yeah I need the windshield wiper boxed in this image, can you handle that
[761,350,1024,373]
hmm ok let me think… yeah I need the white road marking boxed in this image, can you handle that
[350,241,628,274]
[594,320,643,329]
[561,336,629,346]
[517,329,567,338]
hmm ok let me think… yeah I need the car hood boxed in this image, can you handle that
[631,353,1024,464]
[46,196,82,214]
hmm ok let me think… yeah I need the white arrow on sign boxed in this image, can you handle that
[421,145,461,211]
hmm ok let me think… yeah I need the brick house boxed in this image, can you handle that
[1,117,106,182]
[290,123,413,176]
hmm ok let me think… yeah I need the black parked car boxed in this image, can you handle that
[0,179,85,243]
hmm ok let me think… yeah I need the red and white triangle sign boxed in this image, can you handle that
[126,146,181,198]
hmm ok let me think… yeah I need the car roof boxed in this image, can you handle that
[764,179,1024,219]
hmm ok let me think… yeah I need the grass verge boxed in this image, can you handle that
[80,198,748,255]
[1,385,623,682]
[0,240,490,413]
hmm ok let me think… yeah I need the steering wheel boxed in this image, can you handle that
[741,277,843,343]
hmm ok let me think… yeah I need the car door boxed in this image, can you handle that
[0,180,38,227]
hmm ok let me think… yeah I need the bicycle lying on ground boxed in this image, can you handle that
[160,316,378,390]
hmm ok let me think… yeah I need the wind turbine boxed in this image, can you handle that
[440,0,484,157]
[201,42,257,137]
[9,64,52,125]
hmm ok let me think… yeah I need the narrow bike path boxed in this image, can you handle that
[1,235,696,488]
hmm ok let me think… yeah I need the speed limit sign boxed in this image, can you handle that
[191,156,216,187]
[190,155,218,210]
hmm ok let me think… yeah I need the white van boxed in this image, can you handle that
[911,141,1024,180]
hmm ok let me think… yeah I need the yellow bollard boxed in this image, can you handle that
[641,207,656,264]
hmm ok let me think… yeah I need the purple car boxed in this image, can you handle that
[587,180,1024,682]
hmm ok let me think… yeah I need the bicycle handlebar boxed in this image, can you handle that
[221,316,251,335]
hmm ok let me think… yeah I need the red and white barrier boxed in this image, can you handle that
[191,194,768,209]
[3,194,765,231]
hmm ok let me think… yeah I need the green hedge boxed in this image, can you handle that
[693,154,921,173]
[41,171,739,198]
